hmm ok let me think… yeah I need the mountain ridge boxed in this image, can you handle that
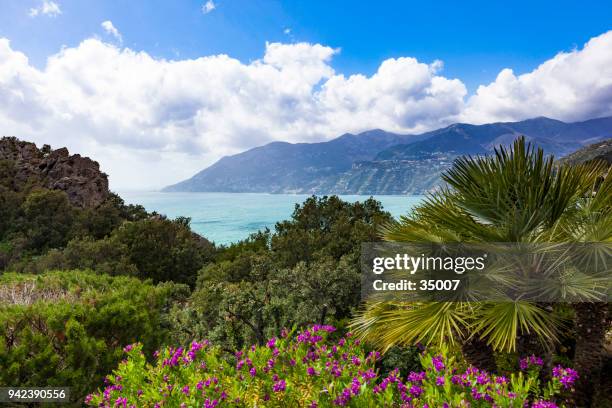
[163,116,612,195]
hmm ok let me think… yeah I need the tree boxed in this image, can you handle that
[21,189,76,251]
[111,217,215,286]
[272,196,391,267]
[543,159,612,407]
[279,254,360,325]
[352,138,610,392]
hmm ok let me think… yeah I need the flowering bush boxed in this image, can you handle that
[87,326,576,407]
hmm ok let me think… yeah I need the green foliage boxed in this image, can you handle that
[377,345,422,378]
[15,214,215,285]
[272,195,391,266]
[21,189,76,251]
[170,196,390,348]
[0,270,188,404]
[111,217,215,285]
[353,138,611,355]
[24,237,138,276]
[0,185,155,269]
[74,193,149,240]
[173,254,359,349]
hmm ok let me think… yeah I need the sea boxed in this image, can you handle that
[119,192,425,245]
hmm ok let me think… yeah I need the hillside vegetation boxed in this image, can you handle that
[0,137,610,407]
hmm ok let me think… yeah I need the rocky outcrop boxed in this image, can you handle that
[0,137,109,208]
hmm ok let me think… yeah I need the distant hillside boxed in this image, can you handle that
[164,116,612,195]
[557,138,612,166]
[164,130,421,193]
[375,116,612,160]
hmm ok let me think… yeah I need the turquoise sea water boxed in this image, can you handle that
[119,192,424,245]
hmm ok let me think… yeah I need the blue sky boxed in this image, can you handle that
[0,0,611,189]
[2,0,611,92]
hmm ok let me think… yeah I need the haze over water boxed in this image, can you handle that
[119,192,424,245]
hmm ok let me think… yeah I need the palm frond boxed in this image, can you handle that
[470,302,561,352]
[351,302,474,351]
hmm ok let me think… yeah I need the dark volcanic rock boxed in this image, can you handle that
[0,137,109,208]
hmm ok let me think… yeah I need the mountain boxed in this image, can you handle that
[375,116,612,160]
[163,116,612,195]
[164,129,422,193]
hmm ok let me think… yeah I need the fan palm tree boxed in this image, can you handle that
[352,138,610,404]
[542,159,611,406]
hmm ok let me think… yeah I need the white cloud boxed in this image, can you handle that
[28,0,61,17]
[463,31,612,124]
[202,0,216,14]
[0,31,611,189]
[101,20,122,42]
[284,28,291,35]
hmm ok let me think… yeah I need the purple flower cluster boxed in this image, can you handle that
[552,365,579,389]
[532,400,559,408]
[87,327,579,408]
[520,354,544,370]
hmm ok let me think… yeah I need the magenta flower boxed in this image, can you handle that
[553,365,578,389]
[267,337,276,349]
[350,377,361,395]
[409,385,423,397]
[520,354,544,370]
[272,379,286,392]
[532,401,559,408]
[407,371,426,383]
[431,355,445,372]
[114,397,127,407]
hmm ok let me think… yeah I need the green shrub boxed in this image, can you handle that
[0,270,188,404]
[111,218,214,285]
[21,189,76,251]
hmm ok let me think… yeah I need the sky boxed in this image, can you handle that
[0,0,611,190]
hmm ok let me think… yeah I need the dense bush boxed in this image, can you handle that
[8,215,215,285]
[20,237,138,276]
[20,189,77,251]
[0,271,189,403]
[171,252,361,350]
[168,196,390,349]
[87,325,577,407]
[111,217,215,285]
[0,187,151,268]
[271,196,391,267]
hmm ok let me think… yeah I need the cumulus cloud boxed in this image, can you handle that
[0,31,611,189]
[463,31,612,123]
[101,20,122,42]
[202,0,216,14]
[28,0,61,17]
